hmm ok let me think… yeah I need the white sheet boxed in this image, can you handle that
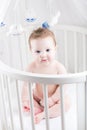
[12,105,77,130]
[7,84,78,130]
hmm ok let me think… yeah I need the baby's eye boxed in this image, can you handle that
[46,49,50,52]
[36,50,41,53]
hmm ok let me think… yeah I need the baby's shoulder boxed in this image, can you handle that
[55,61,67,74]
[25,61,35,72]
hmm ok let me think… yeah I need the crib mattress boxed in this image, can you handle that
[0,84,77,130]
[10,105,77,130]
[6,84,77,130]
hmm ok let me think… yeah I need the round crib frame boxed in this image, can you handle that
[0,24,87,130]
[0,60,87,130]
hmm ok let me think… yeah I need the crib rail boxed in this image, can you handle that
[0,68,87,84]
[0,61,86,84]
[0,61,87,130]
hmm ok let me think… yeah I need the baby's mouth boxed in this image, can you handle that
[41,59,48,62]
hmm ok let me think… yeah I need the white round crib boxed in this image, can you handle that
[0,25,87,130]
[0,60,87,130]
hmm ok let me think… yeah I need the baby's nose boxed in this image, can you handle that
[40,51,46,57]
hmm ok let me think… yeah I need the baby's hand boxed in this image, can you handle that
[22,100,30,112]
[40,97,55,108]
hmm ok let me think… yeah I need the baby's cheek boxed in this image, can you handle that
[50,55,55,61]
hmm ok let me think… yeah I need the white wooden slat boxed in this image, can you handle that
[60,85,65,130]
[17,37,24,70]
[74,32,78,72]
[43,84,50,130]
[0,75,8,130]
[85,76,87,130]
[16,80,24,130]
[28,83,35,130]
[64,31,68,69]
[76,83,85,130]
[82,34,86,71]
[6,76,14,130]
[24,33,29,66]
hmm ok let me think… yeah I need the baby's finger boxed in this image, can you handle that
[23,106,30,112]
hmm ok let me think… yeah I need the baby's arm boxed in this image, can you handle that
[40,86,60,108]
[48,62,67,107]
[50,86,60,104]
[47,62,68,107]
[55,62,70,111]
[45,86,70,111]
[21,64,33,111]
[22,82,30,111]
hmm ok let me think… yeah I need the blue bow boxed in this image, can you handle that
[42,21,49,29]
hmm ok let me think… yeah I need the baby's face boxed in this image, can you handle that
[30,36,56,66]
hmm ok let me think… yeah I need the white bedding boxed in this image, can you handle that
[12,105,77,130]
[6,84,78,130]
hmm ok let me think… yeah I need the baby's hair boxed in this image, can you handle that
[28,27,56,49]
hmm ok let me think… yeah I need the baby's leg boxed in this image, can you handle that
[33,99,43,115]
[34,94,71,123]
[34,99,70,124]
[23,99,43,115]
[34,103,60,124]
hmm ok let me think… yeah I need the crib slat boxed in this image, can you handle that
[43,84,50,130]
[16,80,24,130]
[6,76,14,130]
[76,83,86,130]
[60,85,65,130]
[64,31,68,69]
[0,75,8,130]
[28,83,35,130]
[85,77,87,130]
[24,33,30,65]
[82,34,86,71]
[0,120,3,130]
[74,32,77,72]
[18,37,24,70]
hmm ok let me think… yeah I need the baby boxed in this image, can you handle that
[22,27,70,124]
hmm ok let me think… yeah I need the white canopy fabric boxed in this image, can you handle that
[0,0,87,27]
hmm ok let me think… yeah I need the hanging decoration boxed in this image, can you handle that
[0,22,5,27]
[25,9,36,23]
[7,0,24,36]
[7,24,24,36]
[42,11,61,29]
